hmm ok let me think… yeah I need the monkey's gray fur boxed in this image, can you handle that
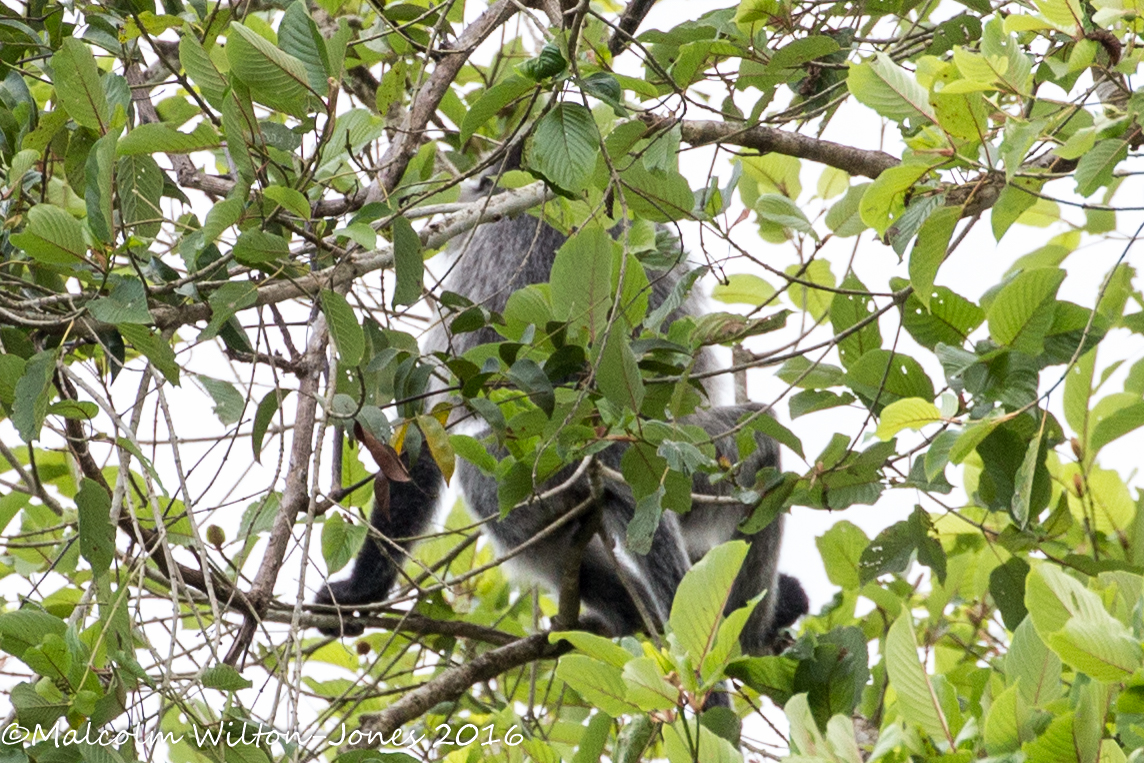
[315,165,808,652]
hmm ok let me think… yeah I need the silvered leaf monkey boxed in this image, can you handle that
[315,150,808,652]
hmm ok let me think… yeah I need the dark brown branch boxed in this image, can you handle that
[368,0,518,199]
[225,317,328,665]
[350,633,567,748]
[669,117,901,180]
[608,0,658,56]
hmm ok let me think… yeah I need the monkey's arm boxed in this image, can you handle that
[314,443,443,637]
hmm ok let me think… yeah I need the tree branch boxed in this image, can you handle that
[350,633,566,747]
[668,118,901,180]
[367,0,519,200]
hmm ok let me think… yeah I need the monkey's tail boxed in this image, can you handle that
[313,442,443,637]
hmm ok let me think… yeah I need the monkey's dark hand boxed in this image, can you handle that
[313,582,370,638]
[774,573,810,631]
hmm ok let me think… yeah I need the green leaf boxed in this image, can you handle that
[785,259,835,321]
[1063,349,1095,435]
[909,205,960,309]
[1090,401,1144,456]
[11,204,87,266]
[84,132,116,243]
[201,664,253,691]
[756,194,815,237]
[1008,616,1061,707]
[1010,433,1040,528]
[771,34,841,69]
[252,389,290,463]
[375,58,407,116]
[51,38,109,133]
[200,281,258,342]
[550,630,635,669]
[449,434,498,474]
[847,53,935,124]
[1025,564,1142,681]
[418,414,455,485]
[1074,139,1130,198]
[595,328,645,413]
[551,227,618,338]
[76,478,114,577]
[508,358,556,417]
[789,389,856,418]
[201,198,245,245]
[13,350,57,443]
[232,229,289,270]
[227,22,315,118]
[815,521,869,589]
[571,711,613,763]
[831,273,881,368]
[118,122,220,155]
[460,75,533,144]
[818,167,850,200]
[321,289,364,367]
[0,611,67,660]
[118,324,180,385]
[519,42,567,81]
[221,90,257,186]
[199,375,245,426]
[741,153,802,199]
[987,267,1066,354]
[321,512,368,574]
[117,154,164,239]
[859,163,931,236]
[179,36,229,109]
[391,216,423,307]
[618,163,695,223]
[984,682,1028,755]
[664,717,742,763]
[989,556,1031,631]
[669,541,748,665]
[825,183,869,237]
[711,274,776,306]
[1034,0,1084,33]
[0,354,26,406]
[556,655,640,717]
[886,613,951,744]
[622,657,678,711]
[992,180,1041,241]
[896,280,984,350]
[88,277,153,325]
[528,103,598,193]
[263,185,310,219]
[845,349,935,408]
[278,2,332,90]
[875,397,941,440]
[745,413,804,459]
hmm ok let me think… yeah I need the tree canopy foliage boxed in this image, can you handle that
[3,0,1144,760]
